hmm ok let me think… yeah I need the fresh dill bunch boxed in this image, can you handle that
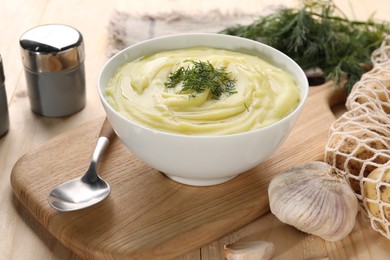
[219,0,390,93]
[165,60,237,100]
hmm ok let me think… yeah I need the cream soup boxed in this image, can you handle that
[105,47,300,135]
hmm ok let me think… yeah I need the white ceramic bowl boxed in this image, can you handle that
[98,33,309,186]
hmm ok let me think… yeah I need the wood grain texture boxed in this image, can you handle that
[99,117,116,140]
[2,1,390,259]
[11,83,340,259]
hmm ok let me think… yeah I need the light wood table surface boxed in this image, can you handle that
[1,0,390,259]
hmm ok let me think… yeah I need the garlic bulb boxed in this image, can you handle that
[224,241,274,260]
[268,161,358,242]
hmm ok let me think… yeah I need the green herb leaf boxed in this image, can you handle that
[219,0,390,93]
[164,60,237,100]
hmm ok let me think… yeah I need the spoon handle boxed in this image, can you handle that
[88,118,115,177]
[99,117,115,141]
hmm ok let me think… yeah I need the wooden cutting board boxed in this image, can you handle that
[10,82,345,259]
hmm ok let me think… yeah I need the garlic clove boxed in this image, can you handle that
[268,161,359,242]
[224,240,275,260]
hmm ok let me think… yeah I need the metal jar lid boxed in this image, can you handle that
[20,24,85,73]
[0,55,4,84]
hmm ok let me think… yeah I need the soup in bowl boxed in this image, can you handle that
[98,33,309,186]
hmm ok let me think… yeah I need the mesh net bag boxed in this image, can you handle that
[325,35,390,239]
[371,35,390,65]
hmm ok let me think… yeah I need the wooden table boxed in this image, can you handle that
[1,0,390,259]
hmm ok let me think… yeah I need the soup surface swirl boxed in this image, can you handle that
[105,47,300,135]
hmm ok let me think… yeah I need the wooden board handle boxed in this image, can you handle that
[99,118,116,141]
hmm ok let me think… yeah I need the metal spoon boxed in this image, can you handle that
[48,118,115,211]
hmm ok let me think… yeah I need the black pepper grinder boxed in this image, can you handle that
[19,24,86,117]
[0,55,10,137]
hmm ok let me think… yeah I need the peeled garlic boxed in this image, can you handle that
[224,240,275,260]
[268,161,358,242]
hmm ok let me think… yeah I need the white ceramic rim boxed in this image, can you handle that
[98,33,309,139]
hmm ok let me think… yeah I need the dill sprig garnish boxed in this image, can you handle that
[219,0,390,93]
[165,60,237,100]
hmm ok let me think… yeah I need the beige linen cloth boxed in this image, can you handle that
[107,1,288,56]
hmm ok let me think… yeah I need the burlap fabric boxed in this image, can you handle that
[106,5,284,56]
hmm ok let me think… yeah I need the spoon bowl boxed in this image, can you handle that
[48,118,115,211]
